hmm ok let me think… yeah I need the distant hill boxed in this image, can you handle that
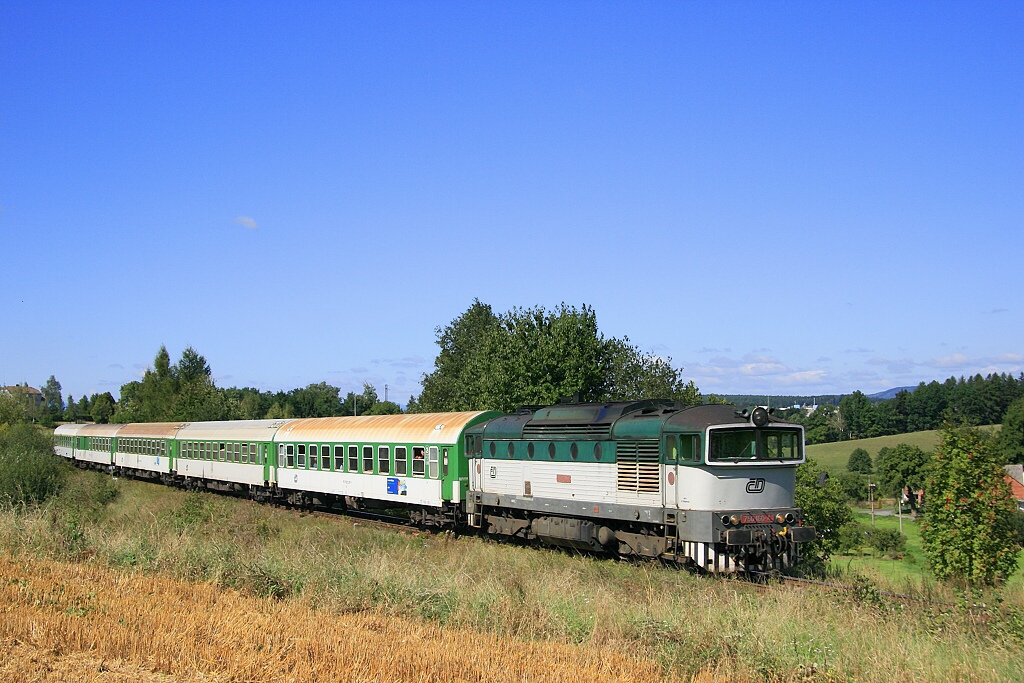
[867,386,917,400]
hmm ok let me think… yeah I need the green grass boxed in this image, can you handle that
[3,468,1024,682]
[832,507,1024,591]
[806,425,1001,477]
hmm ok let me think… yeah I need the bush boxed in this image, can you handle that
[0,424,67,506]
[866,527,907,555]
[836,521,869,554]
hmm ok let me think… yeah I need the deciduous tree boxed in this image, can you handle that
[846,447,873,473]
[921,424,1019,586]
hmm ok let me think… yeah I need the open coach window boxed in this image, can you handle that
[708,429,801,462]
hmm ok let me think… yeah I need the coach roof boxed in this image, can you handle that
[176,419,294,442]
[275,412,499,446]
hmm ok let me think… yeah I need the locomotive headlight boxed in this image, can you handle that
[751,406,770,427]
[775,514,785,524]
[730,515,740,526]
[786,513,796,524]
[721,515,731,526]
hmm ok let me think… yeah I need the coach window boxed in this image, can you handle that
[395,447,407,475]
[240,443,248,464]
[348,445,358,472]
[428,446,439,478]
[362,446,373,473]
[310,445,318,470]
[286,444,295,468]
[297,444,306,468]
[413,447,426,476]
[378,446,390,475]
[235,443,241,462]
[321,446,330,471]
[334,446,343,471]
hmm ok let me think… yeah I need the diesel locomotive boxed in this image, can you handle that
[54,400,814,573]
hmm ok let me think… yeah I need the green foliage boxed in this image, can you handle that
[866,527,907,555]
[366,400,403,415]
[996,396,1024,464]
[846,447,873,473]
[875,443,930,498]
[40,375,63,426]
[836,521,869,554]
[921,423,1019,586]
[417,300,701,413]
[0,424,67,506]
[836,472,868,501]
[90,392,115,423]
[0,392,24,426]
[794,458,854,574]
[839,391,877,439]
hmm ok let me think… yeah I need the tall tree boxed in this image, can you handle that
[921,424,1019,586]
[875,443,930,504]
[40,376,63,423]
[417,300,502,412]
[90,393,115,423]
[846,447,873,474]
[996,396,1024,465]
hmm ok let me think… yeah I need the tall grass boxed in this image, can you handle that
[2,469,1024,681]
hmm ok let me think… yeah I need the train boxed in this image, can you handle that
[53,399,815,573]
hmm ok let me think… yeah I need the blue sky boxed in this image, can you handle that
[2,2,1021,404]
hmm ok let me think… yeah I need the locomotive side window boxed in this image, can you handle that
[680,435,699,462]
[665,435,678,463]
[395,446,407,475]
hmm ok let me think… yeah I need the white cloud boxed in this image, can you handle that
[234,216,258,230]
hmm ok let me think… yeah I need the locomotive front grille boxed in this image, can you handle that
[616,440,660,493]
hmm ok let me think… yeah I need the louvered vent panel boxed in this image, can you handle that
[522,423,612,438]
[616,440,661,493]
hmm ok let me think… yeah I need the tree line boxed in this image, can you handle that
[779,373,1024,446]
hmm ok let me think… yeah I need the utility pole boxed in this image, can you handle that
[868,482,877,527]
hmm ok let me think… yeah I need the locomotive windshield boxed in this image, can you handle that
[708,428,802,462]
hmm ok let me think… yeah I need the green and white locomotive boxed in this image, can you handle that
[54,401,813,573]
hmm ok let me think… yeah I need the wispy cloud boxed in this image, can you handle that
[234,216,258,230]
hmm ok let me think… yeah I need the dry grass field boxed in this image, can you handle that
[2,469,1024,682]
[0,555,687,683]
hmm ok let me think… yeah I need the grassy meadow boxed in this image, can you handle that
[805,425,1001,478]
[2,468,1024,682]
